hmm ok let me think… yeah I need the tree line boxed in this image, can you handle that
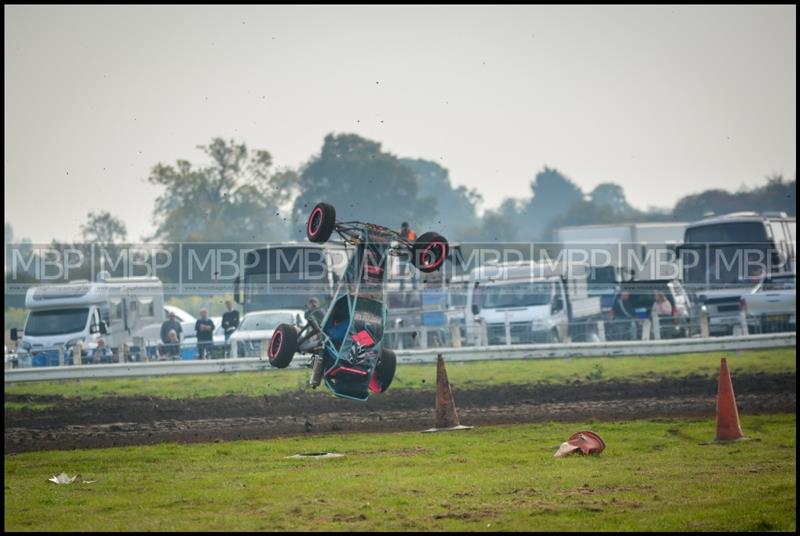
[6,133,797,247]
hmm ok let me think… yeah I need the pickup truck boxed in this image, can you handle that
[740,274,796,333]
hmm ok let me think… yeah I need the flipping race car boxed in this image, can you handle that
[267,202,449,401]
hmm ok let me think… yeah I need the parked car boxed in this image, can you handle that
[741,273,796,334]
[230,310,306,357]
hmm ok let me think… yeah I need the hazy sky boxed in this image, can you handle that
[4,5,796,243]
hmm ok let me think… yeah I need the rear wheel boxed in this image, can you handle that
[306,203,336,243]
[268,324,298,368]
[411,232,449,273]
[369,348,396,393]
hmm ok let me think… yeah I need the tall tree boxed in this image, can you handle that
[399,158,482,241]
[590,183,633,215]
[80,211,128,245]
[290,134,434,234]
[147,138,295,242]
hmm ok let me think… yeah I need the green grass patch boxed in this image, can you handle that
[4,401,54,412]
[4,414,795,531]
[4,348,795,400]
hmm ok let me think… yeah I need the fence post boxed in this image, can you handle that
[504,311,511,346]
[700,308,710,338]
[738,310,749,337]
[477,318,488,346]
[449,323,462,348]
[651,311,661,340]
[596,320,606,342]
[641,319,651,341]
[58,345,65,367]
[73,341,83,366]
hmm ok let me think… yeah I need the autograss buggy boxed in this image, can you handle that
[267,202,449,401]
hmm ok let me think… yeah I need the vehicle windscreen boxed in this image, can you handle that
[479,281,552,309]
[243,247,332,311]
[239,312,294,331]
[685,222,768,243]
[25,308,89,336]
[682,244,772,286]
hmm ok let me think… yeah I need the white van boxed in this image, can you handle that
[465,261,602,345]
[16,273,164,359]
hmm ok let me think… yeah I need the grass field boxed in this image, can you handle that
[4,414,795,531]
[4,348,795,401]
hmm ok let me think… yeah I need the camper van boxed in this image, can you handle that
[465,261,602,346]
[14,273,164,365]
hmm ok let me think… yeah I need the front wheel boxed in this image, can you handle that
[369,348,397,393]
[268,324,298,368]
[411,232,449,273]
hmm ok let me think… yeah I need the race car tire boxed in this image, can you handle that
[411,232,449,273]
[307,202,336,243]
[370,348,397,393]
[268,324,298,368]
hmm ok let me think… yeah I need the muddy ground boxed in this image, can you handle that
[5,373,796,454]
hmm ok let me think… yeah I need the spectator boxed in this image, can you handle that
[611,289,635,340]
[221,300,240,346]
[91,338,114,364]
[305,297,324,331]
[159,329,181,360]
[398,222,417,292]
[653,291,673,316]
[160,311,183,346]
[747,265,766,283]
[195,308,215,359]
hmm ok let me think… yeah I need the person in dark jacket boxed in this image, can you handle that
[195,308,215,359]
[160,311,183,347]
[611,290,636,340]
[221,300,240,358]
[221,300,240,341]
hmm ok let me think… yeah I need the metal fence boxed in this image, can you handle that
[5,332,796,383]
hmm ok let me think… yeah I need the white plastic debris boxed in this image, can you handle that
[47,473,96,485]
[48,473,78,485]
[285,452,344,459]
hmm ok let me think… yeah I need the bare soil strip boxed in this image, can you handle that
[5,373,795,453]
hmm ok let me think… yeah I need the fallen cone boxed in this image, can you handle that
[554,431,606,458]
[716,357,744,441]
[422,354,473,433]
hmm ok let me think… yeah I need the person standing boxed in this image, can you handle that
[160,311,183,346]
[91,338,114,364]
[398,222,417,292]
[611,289,636,340]
[195,308,215,359]
[221,300,240,357]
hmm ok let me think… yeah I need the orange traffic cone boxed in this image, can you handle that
[422,354,473,433]
[715,357,744,441]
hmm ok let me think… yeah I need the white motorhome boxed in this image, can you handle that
[464,261,602,345]
[17,273,164,359]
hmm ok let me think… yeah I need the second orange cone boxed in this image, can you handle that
[716,357,744,441]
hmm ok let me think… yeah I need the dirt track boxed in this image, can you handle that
[5,373,796,454]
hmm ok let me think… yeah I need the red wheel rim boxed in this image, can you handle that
[307,207,323,237]
[420,241,446,269]
[269,331,283,359]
